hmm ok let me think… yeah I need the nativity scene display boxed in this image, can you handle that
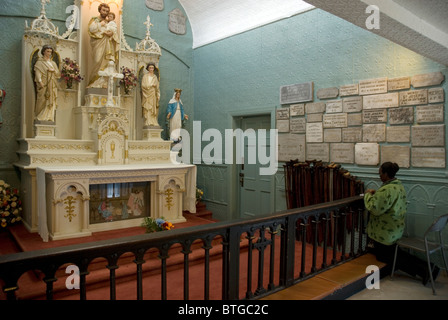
[89,182,150,224]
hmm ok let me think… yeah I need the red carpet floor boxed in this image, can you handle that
[0,213,342,300]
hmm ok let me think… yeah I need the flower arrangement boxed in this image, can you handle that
[196,187,204,204]
[141,217,174,233]
[0,180,22,228]
[61,57,83,89]
[119,66,138,95]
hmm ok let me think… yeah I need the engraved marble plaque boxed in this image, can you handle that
[411,147,445,168]
[323,113,348,128]
[359,77,388,95]
[330,143,355,164]
[306,122,323,143]
[389,107,414,125]
[347,113,363,126]
[307,113,323,123]
[388,76,410,91]
[411,71,445,88]
[412,124,445,147]
[276,108,289,120]
[324,128,342,142]
[278,134,305,162]
[386,126,410,142]
[343,96,363,113]
[416,104,444,123]
[277,120,290,133]
[355,143,379,165]
[290,104,305,116]
[399,89,428,106]
[146,0,164,10]
[169,8,187,35]
[363,109,387,123]
[326,100,343,113]
[362,124,386,142]
[339,84,359,97]
[342,127,362,142]
[306,143,329,162]
[363,93,399,109]
[428,88,444,103]
[290,117,306,133]
[317,87,339,99]
[305,102,325,114]
[381,145,410,168]
[280,82,314,104]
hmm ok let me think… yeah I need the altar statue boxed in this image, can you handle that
[141,63,160,127]
[166,88,188,142]
[87,3,119,88]
[34,44,61,122]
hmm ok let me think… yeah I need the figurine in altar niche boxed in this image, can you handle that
[34,45,61,122]
[87,3,120,88]
[127,190,144,216]
[141,63,160,127]
[166,88,188,142]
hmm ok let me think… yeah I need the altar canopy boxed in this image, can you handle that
[15,1,195,241]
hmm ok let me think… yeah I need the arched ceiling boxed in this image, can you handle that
[179,0,448,66]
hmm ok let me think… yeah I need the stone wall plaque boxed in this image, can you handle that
[347,113,363,126]
[411,71,445,88]
[290,104,305,116]
[412,124,445,147]
[399,89,428,106]
[342,127,362,142]
[343,96,363,113]
[280,82,314,104]
[326,100,343,113]
[277,120,290,133]
[169,8,187,35]
[317,87,339,99]
[339,84,359,97]
[276,108,289,120]
[146,0,164,10]
[355,143,379,165]
[386,126,410,142]
[381,145,410,168]
[324,128,342,142]
[323,113,348,128]
[363,109,387,123]
[306,122,323,143]
[306,143,329,162]
[359,77,388,95]
[363,92,399,109]
[307,113,323,123]
[428,88,444,103]
[388,76,410,91]
[416,104,444,123]
[330,143,355,164]
[411,147,445,168]
[290,118,306,133]
[305,102,325,114]
[362,124,386,142]
[278,134,305,162]
[389,107,414,125]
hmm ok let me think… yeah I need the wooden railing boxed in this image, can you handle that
[0,195,366,300]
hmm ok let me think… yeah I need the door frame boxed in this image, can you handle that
[226,107,277,220]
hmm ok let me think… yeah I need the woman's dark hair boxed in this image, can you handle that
[146,63,156,71]
[41,44,54,56]
[380,162,399,178]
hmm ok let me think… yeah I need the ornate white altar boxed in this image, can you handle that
[14,1,195,241]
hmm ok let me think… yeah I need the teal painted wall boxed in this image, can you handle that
[193,8,448,254]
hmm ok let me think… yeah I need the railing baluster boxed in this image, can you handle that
[332,210,339,265]
[311,217,319,273]
[107,254,119,300]
[134,249,145,300]
[159,245,169,300]
[202,237,212,300]
[254,227,268,296]
[341,210,347,261]
[300,221,308,278]
[358,208,364,255]
[268,224,278,291]
[322,213,329,269]
[349,208,355,257]
[245,231,254,299]
[182,240,192,300]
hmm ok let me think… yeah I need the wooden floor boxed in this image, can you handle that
[262,253,386,300]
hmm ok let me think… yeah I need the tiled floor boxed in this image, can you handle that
[347,270,448,300]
